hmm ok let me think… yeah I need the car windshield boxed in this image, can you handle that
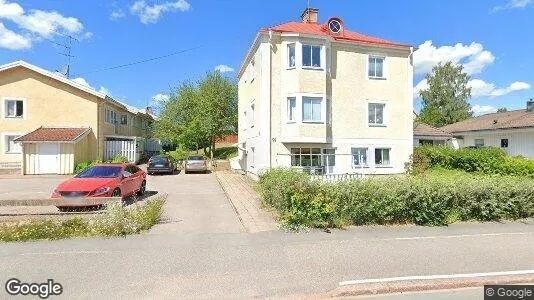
[75,166,123,178]
[187,156,204,161]
[151,156,169,163]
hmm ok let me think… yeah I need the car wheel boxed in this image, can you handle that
[112,188,121,199]
[57,206,72,212]
[136,180,146,196]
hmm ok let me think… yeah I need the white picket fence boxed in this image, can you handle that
[310,173,365,182]
[104,140,137,162]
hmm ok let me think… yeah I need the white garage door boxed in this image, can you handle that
[38,143,60,174]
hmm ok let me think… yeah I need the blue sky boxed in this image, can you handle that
[0,0,532,115]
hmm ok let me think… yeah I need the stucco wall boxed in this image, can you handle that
[0,67,99,163]
[460,129,534,158]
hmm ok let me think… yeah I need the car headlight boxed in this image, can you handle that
[52,188,58,194]
[93,187,111,196]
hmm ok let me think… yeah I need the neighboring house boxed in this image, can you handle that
[413,122,456,147]
[0,60,157,175]
[441,100,534,158]
[234,8,415,177]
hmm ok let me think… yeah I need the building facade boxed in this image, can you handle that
[235,8,414,177]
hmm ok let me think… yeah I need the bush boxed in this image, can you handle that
[258,169,534,228]
[168,147,189,161]
[111,155,129,163]
[0,196,167,242]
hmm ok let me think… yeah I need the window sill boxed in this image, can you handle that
[5,152,21,154]
[352,165,370,169]
[287,67,296,70]
[368,76,387,80]
[369,124,387,127]
[4,116,24,119]
[286,121,296,124]
[302,66,324,71]
[302,121,325,124]
[375,165,393,168]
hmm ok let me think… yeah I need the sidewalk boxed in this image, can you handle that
[216,171,278,233]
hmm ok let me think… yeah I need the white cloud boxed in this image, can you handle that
[151,93,170,105]
[0,0,87,50]
[215,64,234,73]
[413,79,428,99]
[413,40,495,75]
[468,79,531,98]
[492,0,533,12]
[110,9,125,21]
[99,86,111,96]
[471,105,497,116]
[0,22,31,50]
[72,77,90,87]
[130,0,191,24]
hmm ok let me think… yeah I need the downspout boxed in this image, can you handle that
[268,29,273,169]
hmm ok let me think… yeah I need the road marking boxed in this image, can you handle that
[20,250,112,256]
[392,232,533,240]
[339,269,534,286]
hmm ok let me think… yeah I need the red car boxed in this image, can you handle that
[51,163,146,209]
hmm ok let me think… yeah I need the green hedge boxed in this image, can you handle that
[259,169,534,228]
[411,146,534,177]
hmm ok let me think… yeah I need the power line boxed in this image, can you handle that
[72,46,203,77]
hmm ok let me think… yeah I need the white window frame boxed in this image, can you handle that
[287,97,296,123]
[374,148,391,167]
[250,58,255,83]
[2,97,27,120]
[250,103,255,128]
[287,43,296,69]
[302,97,324,123]
[474,138,484,147]
[120,115,128,125]
[367,55,386,80]
[367,102,387,127]
[250,147,255,169]
[2,133,23,154]
[302,44,323,69]
[351,147,369,168]
[105,109,117,124]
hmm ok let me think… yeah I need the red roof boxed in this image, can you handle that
[263,21,410,48]
[15,127,91,143]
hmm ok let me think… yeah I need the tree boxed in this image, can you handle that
[155,71,237,158]
[497,107,507,113]
[417,62,472,127]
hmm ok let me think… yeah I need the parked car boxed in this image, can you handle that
[184,155,208,174]
[147,155,176,175]
[51,163,146,210]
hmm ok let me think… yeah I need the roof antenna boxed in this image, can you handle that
[53,34,78,79]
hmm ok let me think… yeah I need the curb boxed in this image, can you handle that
[327,274,534,298]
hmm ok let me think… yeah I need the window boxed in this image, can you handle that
[120,115,128,125]
[5,99,24,118]
[4,135,22,154]
[351,148,368,167]
[475,139,484,147]
[243,111,247,130]
[250,103,255,128]
[302,45,321,68]
[290,148,321,167]
[322,149,336,167]
[368,103,385,125]
[106,109,117,124]
[375,148,390,166]
[288,44,296,68]
[251,147,255,167]
[287,97,296,122]
[501,139,509,148]
[368,56,384,78]
[419,139,434,146]
[302,97,322,122]
[250,58,255,82]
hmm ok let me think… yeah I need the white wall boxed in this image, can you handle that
[460,130,534,158]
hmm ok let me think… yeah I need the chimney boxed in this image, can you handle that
[301,8,319,24]
[146,106,153,115]
[527,99,534,112]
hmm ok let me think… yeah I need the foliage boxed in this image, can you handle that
[417,62,472,127]
[168,147,190,161]
[412,146,534,177]
[405,148,431,175]
[155,71,238,157]
[110,155,129,163]
[0,197,166,242]
[213,146,238,160]
[497,107,507,112]
[258,169,534,228]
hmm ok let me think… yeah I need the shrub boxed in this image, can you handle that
[258,169,534,228]
[111,155,129,163]
[168,147,189,161]
[405,148,430,175]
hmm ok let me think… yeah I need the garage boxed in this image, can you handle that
[15,127,93,175]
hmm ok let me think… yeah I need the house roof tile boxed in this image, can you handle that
[414,122,452,137]
[441,109,534,133]
[15,127,91,143]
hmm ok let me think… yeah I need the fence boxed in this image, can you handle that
[310,173,365,182]
[104,140,137,162]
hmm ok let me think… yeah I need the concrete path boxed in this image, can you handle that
[148,171,245,235]
[216,171,278,233]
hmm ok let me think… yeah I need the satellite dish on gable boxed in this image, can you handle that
[55,65,70,78]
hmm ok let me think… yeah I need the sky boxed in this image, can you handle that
[0,0,532,116]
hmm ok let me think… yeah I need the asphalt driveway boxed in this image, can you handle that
[0,175,70,201]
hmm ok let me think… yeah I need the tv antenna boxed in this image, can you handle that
[53,34,78,79]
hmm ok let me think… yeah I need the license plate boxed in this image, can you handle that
[155,164,164,167]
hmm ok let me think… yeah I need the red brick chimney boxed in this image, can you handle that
[301,8,319,24]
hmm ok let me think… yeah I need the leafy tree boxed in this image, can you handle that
[497,107,507,113]
[417,62,472,127]
[155,72,237,158]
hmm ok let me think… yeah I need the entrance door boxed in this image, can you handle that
[38,143,60,174]
[322,148,336,174]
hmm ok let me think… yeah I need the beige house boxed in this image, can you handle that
[234,8,414,176]
[0,61,156,175]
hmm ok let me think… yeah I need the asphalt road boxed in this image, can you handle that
[0,172,534,299]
